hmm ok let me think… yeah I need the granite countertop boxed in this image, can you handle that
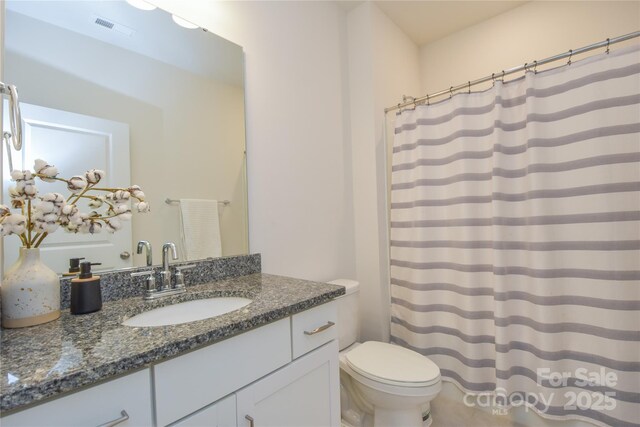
[0,273,345,413]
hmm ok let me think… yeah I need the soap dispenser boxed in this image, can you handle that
[62,257,85,277]
[70,262,102,315]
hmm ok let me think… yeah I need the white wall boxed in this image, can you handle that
[347,2,421,341]
[419,1,640,95]
[150,0,356,282]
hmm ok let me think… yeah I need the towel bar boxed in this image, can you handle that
[165,198,230,206]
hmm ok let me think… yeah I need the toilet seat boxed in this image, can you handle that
[344,341,440,388]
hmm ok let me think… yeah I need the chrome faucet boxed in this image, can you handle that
[136,240,153,267]
[161,242,178,290]
[130,242,195,300]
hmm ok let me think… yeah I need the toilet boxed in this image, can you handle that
[330,279,441,427]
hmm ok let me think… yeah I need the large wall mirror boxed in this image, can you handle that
[1,0,248,273]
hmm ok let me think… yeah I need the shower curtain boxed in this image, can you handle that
[389,44,639,427]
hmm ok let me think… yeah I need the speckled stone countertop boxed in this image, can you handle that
[0,273,345,413]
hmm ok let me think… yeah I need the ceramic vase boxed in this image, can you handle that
[1,247,61,328]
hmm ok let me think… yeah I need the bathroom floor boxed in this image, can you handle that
[431,395,526,427]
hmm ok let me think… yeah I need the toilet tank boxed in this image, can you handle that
[328,279,360,351]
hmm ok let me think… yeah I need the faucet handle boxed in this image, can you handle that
[130,269,157,296]
[174,264,196,288]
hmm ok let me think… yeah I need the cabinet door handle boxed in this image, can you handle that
[304,321,335,335]
[245,414,255,427]
[97,410,129,427]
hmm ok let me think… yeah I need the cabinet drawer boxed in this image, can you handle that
[291,301,337,359]
[1,369,152,427]
[154,317,291,426]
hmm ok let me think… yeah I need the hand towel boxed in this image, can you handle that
[179,199,222,261]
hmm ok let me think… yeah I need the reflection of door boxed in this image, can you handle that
[2,102,131,273]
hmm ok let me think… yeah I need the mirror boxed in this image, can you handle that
[2,0,248,273]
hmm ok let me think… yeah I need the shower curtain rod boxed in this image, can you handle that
[384,31,640,113]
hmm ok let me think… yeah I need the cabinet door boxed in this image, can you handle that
[236,340,340,427]
[1,369,152,427]
[170,394,236,427]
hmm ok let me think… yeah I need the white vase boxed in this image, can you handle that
[1,247,61,328]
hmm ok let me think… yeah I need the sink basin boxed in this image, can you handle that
[123,297,252,327]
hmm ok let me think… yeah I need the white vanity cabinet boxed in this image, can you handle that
[1,369,153,427]
[1,301,339,427]
[171,301,340,427]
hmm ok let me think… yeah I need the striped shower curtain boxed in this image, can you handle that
[390,44,639,427]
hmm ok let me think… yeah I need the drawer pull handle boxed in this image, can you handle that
[245,414,255,427]
[97,410,129,427]
[304,321,335,335]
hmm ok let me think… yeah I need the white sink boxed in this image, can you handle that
[123,297,252,327]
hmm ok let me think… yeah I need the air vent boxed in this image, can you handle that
[94,17,115,29]
[91,15,136,37]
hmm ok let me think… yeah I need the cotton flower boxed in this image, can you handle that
[59,204,82,226]
[43,193,65,213]
[34,159,58,182]
[88,198,103,209]
[78,217,102,234]
[136,201,150,213]
[85,169,105,184]
[11,170,37,200]
[113,204,132,221]
[88,222,102,234]
[0,204,9,217]
[10,170,33,181]
[107,190,130,204]
[0,214,27,236]
[36,193,65,215]
[128,185,145,201]
[32,211,59,234]
[67,176,87,194]
[104,217,122,233]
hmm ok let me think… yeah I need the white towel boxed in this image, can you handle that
[178,199,222,261]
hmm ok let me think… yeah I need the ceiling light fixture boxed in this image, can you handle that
[171,14,199,29]
[125,0,157,11]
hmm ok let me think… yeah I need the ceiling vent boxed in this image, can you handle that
[94,17,114,29]
[91,15,136,37]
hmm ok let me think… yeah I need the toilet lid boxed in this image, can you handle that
[345,341,440,387]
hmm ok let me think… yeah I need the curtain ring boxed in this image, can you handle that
[426,93,430,106]
[501,70,505,81]
[567,49,573,65]
[468,81,471,94]
[524,62,528,74]
[491,73,496,85]
[605,38,610,54]
[533,60,538,74]
[449,86,454,98]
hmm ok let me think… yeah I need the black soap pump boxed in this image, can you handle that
[62,257,85,277]
[70,262,102,315]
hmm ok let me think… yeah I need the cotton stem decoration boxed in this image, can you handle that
[0,159,150,248]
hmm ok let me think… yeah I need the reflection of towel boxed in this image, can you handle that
[179,199,222,261]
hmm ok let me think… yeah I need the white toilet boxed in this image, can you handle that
[330,279,441,427]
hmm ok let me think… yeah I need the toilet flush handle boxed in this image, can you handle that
[304,321,335,335]
[245,415,255,427]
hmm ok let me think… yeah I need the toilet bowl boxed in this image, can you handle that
[330,280,442,427]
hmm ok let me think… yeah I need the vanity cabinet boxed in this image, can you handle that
[1,301,339,427]
[171,301,339,427]
[1,369,153,427]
